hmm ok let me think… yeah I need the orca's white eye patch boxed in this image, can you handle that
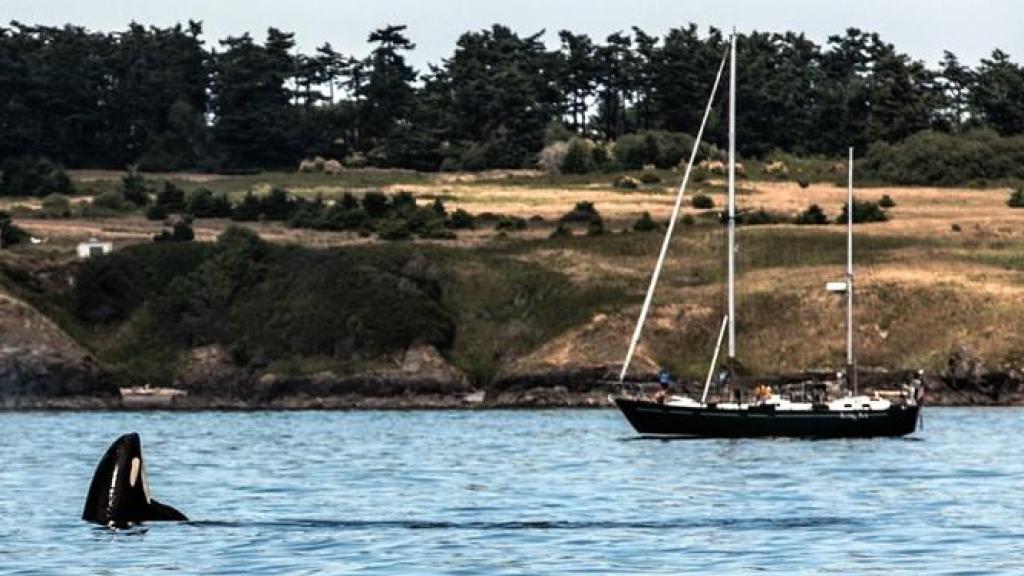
[130,457,141,487]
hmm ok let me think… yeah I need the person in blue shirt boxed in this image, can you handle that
[653,368,671,404]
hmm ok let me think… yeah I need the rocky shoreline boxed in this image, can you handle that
[5,370,1024,410]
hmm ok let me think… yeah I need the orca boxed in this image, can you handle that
[82,433,187,528]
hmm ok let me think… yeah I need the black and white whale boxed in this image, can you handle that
[82,433,187,527]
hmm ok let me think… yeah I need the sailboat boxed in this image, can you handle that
[610,34,922,438]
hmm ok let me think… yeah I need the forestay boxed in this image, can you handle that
[617,48,729,382]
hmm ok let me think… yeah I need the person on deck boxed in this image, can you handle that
[652,369,672,404]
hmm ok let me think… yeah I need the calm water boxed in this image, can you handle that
[0,408,1021,574]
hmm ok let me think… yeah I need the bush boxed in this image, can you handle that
[633,211,657,232]
[560,201,601,223]
[92,191,129,212]
[145,204,169,221]
[450,208,475,229]
[41,193,71,217]
[537,141,569,174]
[549,223,573,238]
[691,194,714,209]
[376,217,412,241]
[260,188,296,221]
[430,198,447,218]
[495,216,527,232]
[0,156,75,197]
[795,204,829,225]
[839,200,889,224]
[798,179,810,189]
[879,194,896,208]
[613,175,640,190]
[155,181,186,212]
[639,172,662,184]
[362,191,390,218]
[586,218,605,236]
[120,165,150,206]
[339,192,359,210]
[187,188,233,218]
[419,218,457,240]
[614,131,703,169]
[740,208,787,226]
[0,211,28,247]
[591,146,611,169]
[681,214,696,226]
[1008,187,1024,208]
[560,139,597,174]
[862,129,1024,186]
[154,221,195,242]
[391,191,417,213]
[231,192,262,221]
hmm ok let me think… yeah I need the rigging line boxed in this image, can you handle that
[618,47,729,383]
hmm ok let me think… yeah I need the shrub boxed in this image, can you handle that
[260,188,296,221]
[798,179,810,189]
[862,129,1024,186]
[41,193,71,217]
[339,192,359,210]
[391,191,417,213]
[681,214,696,226]
[362,191,390,218]
[537,141,569,173]
[120,165,150,206]
[633,211,657,232]
[145,204,169,221]
[72,250,148,322]
[613,176,639,190]
[639,172,662,184]
[560,139,597,174]
[431,197,447,218]
[376,217,412,240]
[450,208,475,229]
[0,211,28,247]
[0,156,74,197]
[560,201,601,223]
[740,208,787,226]
[155,181,186,212]
[495,216,527,231]
[691,194,714,209]
[154,221,195,242]
[1008,187,1024,208]
[951,223,962,232]
[187,188,233,218]
[419,218,457,240]
[839,200,889,224]
[549,223,572,238]
[879,194,897,208]
[614,131,703,169]
[795,204,829,225]
[591,146,611,169]
[586,218,605,236]
[231,191,262,221]
[92,191,128,211]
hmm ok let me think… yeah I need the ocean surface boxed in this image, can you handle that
[0,408,1021,574]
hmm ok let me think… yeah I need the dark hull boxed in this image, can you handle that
[614,398,920,438]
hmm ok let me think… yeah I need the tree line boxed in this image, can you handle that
[2,20,1023,172]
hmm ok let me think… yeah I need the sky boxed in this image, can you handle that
[3,0,1021,69]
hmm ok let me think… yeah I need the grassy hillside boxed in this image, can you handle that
[2,167,1023,389]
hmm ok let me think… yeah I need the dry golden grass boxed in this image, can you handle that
[8,170,1024,378]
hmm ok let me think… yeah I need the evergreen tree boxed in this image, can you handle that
[972,50,1024,135]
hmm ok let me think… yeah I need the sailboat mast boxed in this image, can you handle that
[727,33,737,365]
[847,147,857,395]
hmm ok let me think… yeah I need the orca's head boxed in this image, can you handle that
[82,433,184,528]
